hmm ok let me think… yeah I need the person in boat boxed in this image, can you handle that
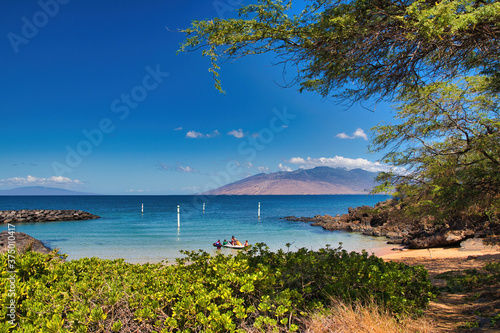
[235,239,242,246]
[222,239,228,246]
[244,240,249,247]
[230,236,236,245]
[213,239,222,249]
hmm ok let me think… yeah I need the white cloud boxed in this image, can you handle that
[258,166,270,173]
[127,189,151,193]
[177,166,197,173]
[0,175,83,187]
[158,162,198,174]
[186,130,203,138]
[287,156,392,172]
[336,133,351,139]
[186,130,219,138]
[174,127,183,131]
[289,157,306,164]
[352,128,368,140]
[206,130,220,138]
[278,163,292,172]
[227,129,245,138]
[336,128,368,140]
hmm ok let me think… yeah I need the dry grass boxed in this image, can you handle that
[302,299,435,333]
[241,299,435,333]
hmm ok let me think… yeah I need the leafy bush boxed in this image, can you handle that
[0,244,436,332]
[436,262,500,293]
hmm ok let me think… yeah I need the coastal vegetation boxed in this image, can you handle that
[0,245,435,332]
[303,299,436,333]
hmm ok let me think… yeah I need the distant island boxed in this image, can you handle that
[204,166,379,195]
[0,186,95,196]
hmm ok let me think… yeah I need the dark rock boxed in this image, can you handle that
[370,216,385,227]
[386,231,405,240]
[0,209,100,223]
[282,198,492,250]
[361,229,374,236]
[409,230,469,249]
[0,231,52,255]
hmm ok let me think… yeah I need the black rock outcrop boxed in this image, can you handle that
[0,209,100,223]
[0,231,52,254]
[282,199,500,249]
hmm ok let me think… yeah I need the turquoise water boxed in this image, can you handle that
[0,195,392,263]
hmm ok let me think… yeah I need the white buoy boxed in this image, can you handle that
[258,202,261,218]
[177,205,180,228]
[203,203,205,213]
[141,203,144,214]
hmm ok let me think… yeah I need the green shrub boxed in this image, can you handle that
[437,262,500,293]
[0,244,436,332]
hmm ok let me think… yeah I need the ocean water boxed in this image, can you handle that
[0,195,393,263]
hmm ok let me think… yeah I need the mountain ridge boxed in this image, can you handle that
[0,186,95,196]
[203,166,379,195]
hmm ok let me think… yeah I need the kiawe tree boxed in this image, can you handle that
[180,0,500,222]
[372,77,500,221]
[180,0,500,100]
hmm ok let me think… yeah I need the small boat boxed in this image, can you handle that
[223,243,246,249]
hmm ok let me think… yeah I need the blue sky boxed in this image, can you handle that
[0,0,395,195]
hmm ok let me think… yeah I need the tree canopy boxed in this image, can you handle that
[371,77,500,220]
[180,0,500,101]
[181,0,500,223]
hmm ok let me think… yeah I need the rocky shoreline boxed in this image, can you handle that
[0,209,100,223]
[0,231,53,254]
[283,199,500,249]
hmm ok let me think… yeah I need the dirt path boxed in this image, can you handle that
[383,249,500,332]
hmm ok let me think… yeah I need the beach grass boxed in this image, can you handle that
[303,299,435,333]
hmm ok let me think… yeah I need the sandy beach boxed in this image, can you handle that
[381,245,500,279]
[382,246,500,261]
[381,244,500,332]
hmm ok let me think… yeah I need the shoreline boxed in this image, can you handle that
[284,198,500,252]
[381,246,500,261]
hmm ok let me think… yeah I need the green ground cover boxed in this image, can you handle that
[1,244,436,332]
